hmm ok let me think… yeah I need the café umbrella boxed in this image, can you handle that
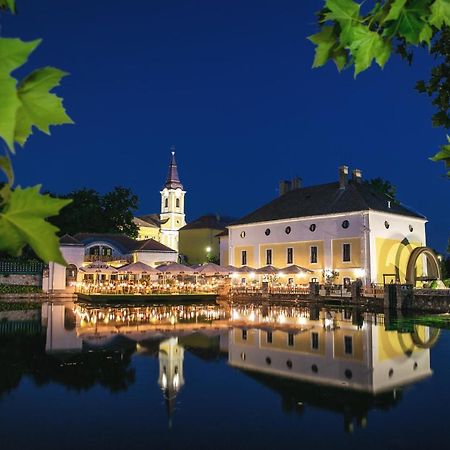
[117,261,160,275]
[197,263,232,276]
[255,265,279,275]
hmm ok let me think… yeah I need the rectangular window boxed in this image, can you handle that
[241,250,247,266]
[287,247,293,264]
[266,249,272,265]
[310,246,318,264]
[311,332,319,350]
[288,333,294,346]
[266,331,273,344]
[242,329,247,341]
[344,336,353,354]
[343,243,351,262]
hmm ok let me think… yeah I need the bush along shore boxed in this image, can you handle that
[0,284,42,294]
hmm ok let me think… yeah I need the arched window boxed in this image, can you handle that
[165,198,168,208]
[176,198,180,208]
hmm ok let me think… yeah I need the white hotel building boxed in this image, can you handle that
[220,167,429,287]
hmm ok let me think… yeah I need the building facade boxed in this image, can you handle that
[221,167,428,286]
[179,214,229,265]
[43,233,177,292]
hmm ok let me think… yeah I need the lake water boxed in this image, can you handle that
[1,300,449,450]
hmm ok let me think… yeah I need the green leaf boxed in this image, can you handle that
[0,38,41,75]
[0,155,13,204]
[308,26,338,68]
[0,38,41,151]
[15,67,74,146]
[419,23,433,45]
[384,0,430,44]
[0,73,21,151]
[0,0,15,13]
[430,135,450,176]
[324,0,360,24]
[0,186,72,264]
[330,45,348,71]
[0,155,13,185]
[429,0,450,28]
[325,0,361,43]
[384,0,408,22]
[347,25,392,75]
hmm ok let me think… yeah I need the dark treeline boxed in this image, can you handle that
[49,186,139,238]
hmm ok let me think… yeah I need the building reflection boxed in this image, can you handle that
[228,306,434,431]
[0,301,442,430]
[158,337,185,427]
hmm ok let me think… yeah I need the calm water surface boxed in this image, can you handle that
[1,300,450,450]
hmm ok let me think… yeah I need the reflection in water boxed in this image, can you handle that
[159,337,185,427]
[0,301,442,432]
[228,306,433,431]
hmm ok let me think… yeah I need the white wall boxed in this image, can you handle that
[134,251,178,267]
[44,245,85,292]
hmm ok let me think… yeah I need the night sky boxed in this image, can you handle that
[3,0,449,251]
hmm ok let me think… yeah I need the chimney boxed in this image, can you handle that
[291,176,302,190]
[279,180,292,196]
[352,169,362,183]
[339,165,349,189]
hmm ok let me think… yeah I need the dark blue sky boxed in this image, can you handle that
[3,0,449,251]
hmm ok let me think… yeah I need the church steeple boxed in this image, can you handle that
[164,146,183,190]
[160,146,186,251]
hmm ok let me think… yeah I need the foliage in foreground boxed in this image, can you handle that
[0,1,73,265]
[310,0,450,176]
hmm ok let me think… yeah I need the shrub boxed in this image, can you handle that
[0,284,42,294]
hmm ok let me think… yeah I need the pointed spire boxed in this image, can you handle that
[164,146,183,189]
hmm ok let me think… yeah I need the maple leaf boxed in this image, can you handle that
[430,135,450,176]
[308,26,338,68]
[384,0,408,22]
[0,186,72,264]
[384,0,430,44]
[0,38,41,151]
[347,25,392,76]
[429,0,450,28]
[15,67,74,146]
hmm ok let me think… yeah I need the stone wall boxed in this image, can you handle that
[0,274,42,286]
[410,293,450,313]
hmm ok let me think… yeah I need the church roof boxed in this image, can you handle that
[73,233,176,254]
[135,213,168,228]
[180,214,229,231]
[231,180,425,226]
[163,149,183,190]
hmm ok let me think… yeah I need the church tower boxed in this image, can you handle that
[160,147,186,251]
